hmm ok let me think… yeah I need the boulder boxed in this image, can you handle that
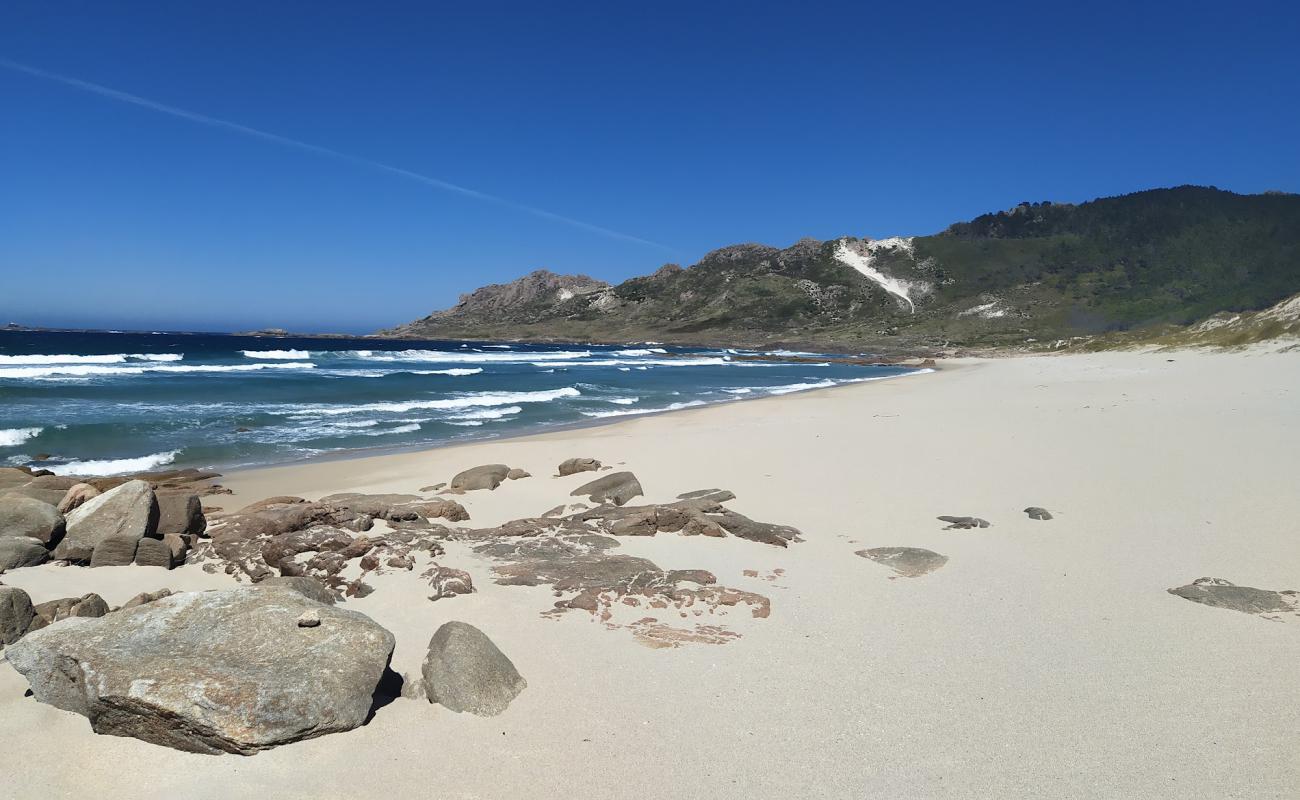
[0,467,33,490]
[54,480,157,562]
[156,491,206,536]
[0,537,50,572]
[0,495,65,544]
[422,621,526,716]
[0,585,34,646]
[557,457,602,476]
[89,534,145,568]
[506,468,531,480]
[57,483,100,514]
[856,547,949,577]
[450,464,512,491]
[29,593,110,632]
[570,471,643,506]
[5,585,396,754]
[1024,507,1053,521]
[134,537,174,568]
[2,486,69,506]
[163,533,189,565]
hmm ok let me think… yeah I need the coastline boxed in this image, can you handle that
[4,347,1297,798]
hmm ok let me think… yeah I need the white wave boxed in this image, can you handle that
[723,388,753,394]
[0,362,317,379]
[47,449,180,476]
[446,405,523,421]
[242,349,310,359]
[607,397,638,405]
[581,400,705,419]
[0,427,42,447]
[371,423,421,435]
[0,353,182,365]
[617,367,631,372]
[483,344,512,349]
[530,357,727,368]
[293,386,581,416]
[767,379,837,395]
[406,368,484,376]
[612,348,667,356]
[444,420,483,427]
[334,420,380,428]
[357,349,591,364]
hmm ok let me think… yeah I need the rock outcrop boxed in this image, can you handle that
[6,585,396,754]
[570,471,643,506]
[421,621,526,717]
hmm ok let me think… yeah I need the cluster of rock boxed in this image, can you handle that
[1,467,210,573]
[3,579,525,754]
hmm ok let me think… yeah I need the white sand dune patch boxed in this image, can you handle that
[834,238,925,313]
[46,449,180,476]
[0,427,43,447]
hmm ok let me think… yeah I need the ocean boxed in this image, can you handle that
[0,330,924,475]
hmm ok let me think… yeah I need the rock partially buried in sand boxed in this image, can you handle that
[570,471,643,506]
[1167,577,1299,617]
[856,547,949,577]
[5,585,396,754]
[0,495,65,545]
[422,621,526,717]
[450,464,512,491]
[556,457,602,476]
[0,585,34,647]
[1023,507,1053,521]
[506,468,531,480]
[937,515,990,530]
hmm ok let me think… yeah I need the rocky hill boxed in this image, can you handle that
[383,187,1300,350]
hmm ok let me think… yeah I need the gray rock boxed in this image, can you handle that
[0,467,34,490]
[163,533,189,565]
[89,533,144,568]
[156,491,206,536]
[6,585,396,754]
[54,480,157,562]
[1,486,68,506]
[57,483,100,514]
[422,621,526,716]
[0,585,35,646]
[937,515,991,530]
[0,495,65,545]
[856,547,949,577]
[255,575,338,605]
[556,457,602,476]
[1024,507,1053,521]
[506,468,531,480]
[570,471,643,506]
[676,488,736,503]
[121,589,172,610]
[450,464,512,491]
[134,537,174,568]
[0,537,50,572]
[1167,577,1298,616]
[27,475,79,490]
[29,593,110,631]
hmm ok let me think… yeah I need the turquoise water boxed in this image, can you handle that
[0,331,923,475]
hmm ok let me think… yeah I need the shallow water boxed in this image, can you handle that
[0,330,920,474]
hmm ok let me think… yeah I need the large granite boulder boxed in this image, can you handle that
[556,457,601,476]
[422,621,526,716]
[0,585,35,647]
[0,537,50,572]
[53,480,157,563]
[450,464,512,491]
[6,585,396,754]
[0,495,65,544]
[156,491,206,536]
[570,471,643,506]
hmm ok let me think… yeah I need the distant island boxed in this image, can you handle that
[381,186,1300,351]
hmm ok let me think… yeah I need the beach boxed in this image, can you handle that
[2,348,1298,798]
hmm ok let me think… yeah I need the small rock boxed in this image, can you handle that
[1024,507,1053,520]
[420,483,447,492]
[937,515,990,530]
[56,483,100,515]
[297,610,322,628]
[506,468,531,480]
[556,457,602,476]
[422,621,526,717]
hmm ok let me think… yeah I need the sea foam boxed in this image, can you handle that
[46,449,181,476]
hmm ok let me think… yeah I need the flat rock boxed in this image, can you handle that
[1024,507,1053,521]
[570,471,643,506]
[6,585,396,754]
[55,480,157,563]
[422,621,526,716]
[0,495,65,545]
[0,537,50,572]
[856,547,949,577]
[556,457,602,476]
[1167,577,1299,616]
[450,464,512,491]
[937,515,990,530]
[0,585,34,647]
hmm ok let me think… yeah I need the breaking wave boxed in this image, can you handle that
[0,353,182,365]
[288,386,581,416]
[0,427,42,447]
[242,349,310,359]
[46,450,181,476]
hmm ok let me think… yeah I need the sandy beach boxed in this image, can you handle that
[2,349,1298,799]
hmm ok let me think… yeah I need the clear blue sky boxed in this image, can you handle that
[2,1,1297,333]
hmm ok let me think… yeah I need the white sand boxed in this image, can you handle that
[2,350,1297,798]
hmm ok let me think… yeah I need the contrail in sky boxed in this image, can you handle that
[1,58,677,253]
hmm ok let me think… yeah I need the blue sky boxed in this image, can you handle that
[2,1,1297,333]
